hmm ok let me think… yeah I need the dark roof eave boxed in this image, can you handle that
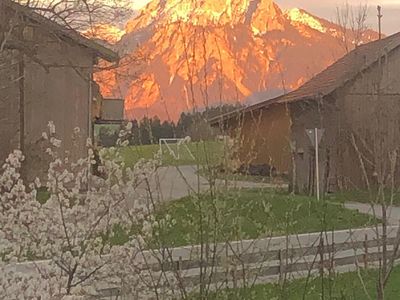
[103,98,125,102]
[208,94,319,126]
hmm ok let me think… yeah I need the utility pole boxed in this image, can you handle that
[314,128,320,201]
[377,5,383,40]
[306,128,325,201]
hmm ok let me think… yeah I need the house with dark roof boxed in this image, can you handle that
[0,0,119,179]
[211,32,400,194]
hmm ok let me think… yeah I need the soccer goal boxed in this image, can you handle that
[159,137,195,161]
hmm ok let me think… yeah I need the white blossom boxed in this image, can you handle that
[0,125,161,298]
[50,137,62,148]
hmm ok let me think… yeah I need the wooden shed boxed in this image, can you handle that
[0,0,119,180]
[211,32,400,194]
[210,104,292,176]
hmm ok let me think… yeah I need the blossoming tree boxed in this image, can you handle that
[0,122,158,298]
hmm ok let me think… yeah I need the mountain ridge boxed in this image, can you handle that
[96,0,379,120]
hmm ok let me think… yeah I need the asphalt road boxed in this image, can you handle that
[132,165,286,203]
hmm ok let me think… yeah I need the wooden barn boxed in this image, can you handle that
[0,0,119,180]
[210,100,292,176]
[211,32,400,194]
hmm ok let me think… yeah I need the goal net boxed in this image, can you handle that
[159,137,195,161]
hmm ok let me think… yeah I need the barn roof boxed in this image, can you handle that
[3,0,118,62]
[210,32,400,125]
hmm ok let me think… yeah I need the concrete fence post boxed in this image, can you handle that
[278,249,283,283]
[319,235,324,276]
[364,233,369,269]
[178,256,182,272]
[231,265,237,289]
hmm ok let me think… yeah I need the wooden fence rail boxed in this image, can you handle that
[99,226,400,298]
[6,226,400,299]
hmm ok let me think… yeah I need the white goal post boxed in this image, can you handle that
[159,137,195,161]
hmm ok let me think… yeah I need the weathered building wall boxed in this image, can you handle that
[337,46,400,189]
[229,104,292,174]
[22,26,93,179]
[101,98,124,121]
[0,4,21,164]
[1,5,94,178]
[291,46,400,193]
[290,98,338,194]
[1,2,116,182]
[0,50,21,163]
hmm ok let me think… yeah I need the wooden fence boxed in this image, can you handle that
[98,226,400,299]
[7,226,400,299]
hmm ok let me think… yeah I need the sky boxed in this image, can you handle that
[276,0,400,34]
[132,0,400,35]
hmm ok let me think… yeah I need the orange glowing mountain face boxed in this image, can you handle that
[99,0,378,120]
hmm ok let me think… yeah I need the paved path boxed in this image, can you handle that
[133,165,287,203]
[344,202,400,225]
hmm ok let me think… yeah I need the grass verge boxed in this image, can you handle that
[140,189,377,248]
[116,141,224,167]
[205,266,400,299]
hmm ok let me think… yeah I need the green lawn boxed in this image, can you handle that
[140,189,377,248]
[206,266,400,299]
[115,141,225,167]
